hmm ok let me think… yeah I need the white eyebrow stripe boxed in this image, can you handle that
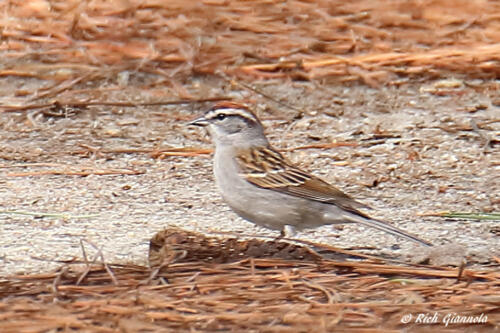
[206,108,258,122]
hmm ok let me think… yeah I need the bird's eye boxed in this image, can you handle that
[215,114,226,121]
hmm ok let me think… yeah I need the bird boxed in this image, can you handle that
[188,101,432,247]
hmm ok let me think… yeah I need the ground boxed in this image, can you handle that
[1,2,499,331]
[1,76,498,275]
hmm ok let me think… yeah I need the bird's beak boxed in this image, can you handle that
[187,116,209,127]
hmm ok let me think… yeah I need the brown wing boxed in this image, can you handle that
[235,147,370,216]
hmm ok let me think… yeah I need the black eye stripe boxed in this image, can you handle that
[205,108,261,127]
[208,112,239,121]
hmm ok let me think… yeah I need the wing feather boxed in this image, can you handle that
[235,147,370,215]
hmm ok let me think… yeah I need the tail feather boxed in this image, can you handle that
[344,214,433,247]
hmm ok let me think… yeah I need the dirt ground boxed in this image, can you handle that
[1,75,498,275]
[2,3,500,332]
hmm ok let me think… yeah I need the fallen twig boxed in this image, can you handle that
[6,168,144,177]
[419,211,500,221]
[0,210,98,219]
[0,97,232,113]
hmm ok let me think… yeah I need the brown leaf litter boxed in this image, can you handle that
[2,0,500,111]
[0,228,498,332]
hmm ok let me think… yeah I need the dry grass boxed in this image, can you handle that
[2,0,500,111]
[0,228,498,332]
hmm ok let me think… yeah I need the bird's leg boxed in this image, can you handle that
[275,225,296,241]
[275,230,285,241]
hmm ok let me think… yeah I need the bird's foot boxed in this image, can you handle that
[275,225,296,241]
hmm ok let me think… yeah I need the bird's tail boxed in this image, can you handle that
[344,214,433,247]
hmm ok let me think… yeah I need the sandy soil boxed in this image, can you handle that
[0,76,499,275]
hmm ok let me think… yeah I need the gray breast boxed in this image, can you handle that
[212,147,329,230]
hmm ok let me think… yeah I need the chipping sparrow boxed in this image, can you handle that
[189,102,432,247]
